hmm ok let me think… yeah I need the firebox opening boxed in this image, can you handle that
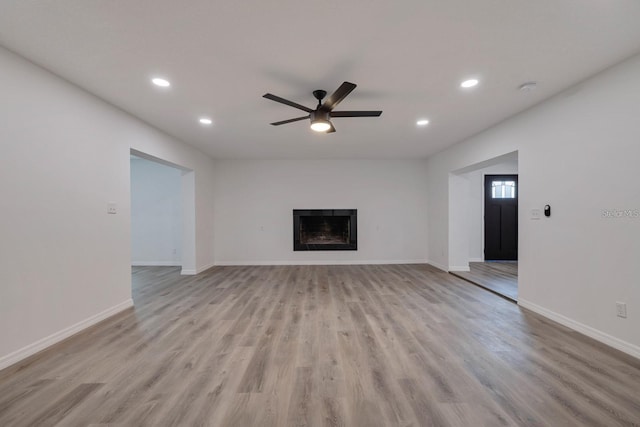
[293,209,357,251]
[300,216,349,245]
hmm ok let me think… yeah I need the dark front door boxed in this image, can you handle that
[484,175,518,260]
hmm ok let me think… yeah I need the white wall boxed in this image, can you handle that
[130,157,182,266]
[0,46,215,369]
[426,53,640,357]
[448,173,471,271]
[213,159,428,265]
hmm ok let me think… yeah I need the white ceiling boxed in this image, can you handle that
[2,1,640,159]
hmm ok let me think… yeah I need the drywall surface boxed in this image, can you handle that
[448,173,471,271]
[426,53,640,355]
[212,159,428,265]
[131,157,182,266]
[0,46,215,368]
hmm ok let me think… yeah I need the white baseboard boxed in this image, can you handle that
[518,298,640,360]
[181,262,216,275]
[449,265,471,272]
[426,260,448,272]
[469,257,484,262]
[197,262,216,273]
[213,259,428,266]
[0,299,134,371]
[132,261,181,266]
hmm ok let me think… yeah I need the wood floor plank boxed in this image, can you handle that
[0,264,639,426]
[451,261,518,301]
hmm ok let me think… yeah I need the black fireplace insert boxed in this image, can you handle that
[293,209,357,251]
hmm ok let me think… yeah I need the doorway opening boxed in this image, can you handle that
[129,149,196,280]
[448,151,519,302]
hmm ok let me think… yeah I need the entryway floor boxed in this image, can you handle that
[451,261,518,302]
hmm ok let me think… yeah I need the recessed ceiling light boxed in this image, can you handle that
[151,78,171,87]
[416,119,430,126]
[460,79,479,88]
[199,117,213,125]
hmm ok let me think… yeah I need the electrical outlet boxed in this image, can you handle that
[616,302,627,318]
[107,202,117,215]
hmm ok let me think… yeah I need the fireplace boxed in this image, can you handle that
[293,209,357,251]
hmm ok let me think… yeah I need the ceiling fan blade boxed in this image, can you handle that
[263,93,313,113]
[327,122,336,133]
[321,81,357,112]
[270,115,310,126]
[330,111,382,117]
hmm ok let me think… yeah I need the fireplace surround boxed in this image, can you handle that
[293,209,357,251]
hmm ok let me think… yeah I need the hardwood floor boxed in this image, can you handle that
[1,264,639,426]
[451,261,518,301]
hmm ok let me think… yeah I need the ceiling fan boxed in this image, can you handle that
[263,81,382,133]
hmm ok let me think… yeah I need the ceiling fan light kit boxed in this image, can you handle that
[263,81,382,134]
[310,111,331,132]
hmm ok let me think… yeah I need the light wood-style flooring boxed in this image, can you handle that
[1,264,639,426]
[451,261,518,302]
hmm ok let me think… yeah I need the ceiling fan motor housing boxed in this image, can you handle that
[310,110,330,122]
